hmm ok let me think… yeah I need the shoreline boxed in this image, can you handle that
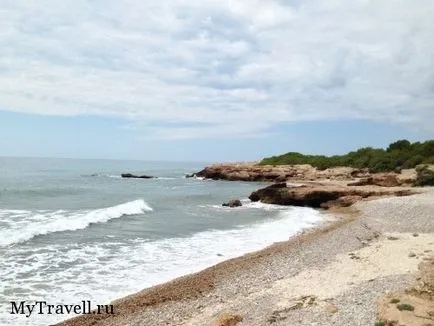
[59,189,434,326]
[58,206,357,325]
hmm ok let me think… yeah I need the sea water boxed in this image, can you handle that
[0,157,324,325]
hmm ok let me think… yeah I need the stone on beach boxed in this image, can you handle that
[215,313,243,326]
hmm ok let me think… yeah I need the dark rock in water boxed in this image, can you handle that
[222,199,242,208]
[248,183,288,203]
[121,173,155,179]
[185,173,196,178]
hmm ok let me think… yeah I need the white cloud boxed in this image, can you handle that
[0,0,433,138]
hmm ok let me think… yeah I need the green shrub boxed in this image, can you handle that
[387,140,411,152]
[260,139,434,173]
[423,156,434,164]
[397,303,415,311]
[415,165,434,186]
[390,298,400,304]
[402,155,424,169]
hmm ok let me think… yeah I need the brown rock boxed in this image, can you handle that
[348,173,401,187]
[248,183,414,209]
[195,164,361,182]
[321,195,363,209]
[215,313,243,326]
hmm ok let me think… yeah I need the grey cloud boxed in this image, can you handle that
[0,0,433,138]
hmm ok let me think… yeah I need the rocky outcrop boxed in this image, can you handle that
[121,173,155,179]
[194,164,366,183]
[222,200,243,208]
[192,163,427,188]
[248,183,414,209]
[320,195,363,209]
[348,173,402,187]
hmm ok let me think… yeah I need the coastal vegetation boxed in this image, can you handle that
[415,164,434,186]
[396,303,415,312]
[260,140,434,173]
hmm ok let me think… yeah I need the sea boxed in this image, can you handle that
[0,157,325,325]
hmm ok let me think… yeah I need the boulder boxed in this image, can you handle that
[215,313,243,326]
[222,199,242,208]
[320,195,363,209]
[249,183,414,209]
[248,183,288,203]
[121,173,155,179]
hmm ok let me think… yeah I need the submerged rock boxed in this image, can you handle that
[222,199,242,208]
[121,173,155,179]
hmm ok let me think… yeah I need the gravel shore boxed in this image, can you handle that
[59,188,434,326]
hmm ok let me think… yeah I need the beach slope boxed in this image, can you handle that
[59,189,434,326]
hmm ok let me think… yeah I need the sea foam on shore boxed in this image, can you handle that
[1,204,324,326]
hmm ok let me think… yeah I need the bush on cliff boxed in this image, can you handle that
[260,139,434,173]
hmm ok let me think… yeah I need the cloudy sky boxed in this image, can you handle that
[1,0,433,161]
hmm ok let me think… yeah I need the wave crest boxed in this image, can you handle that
[0,199,152,247]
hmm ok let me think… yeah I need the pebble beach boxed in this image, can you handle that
[60,188,434,326]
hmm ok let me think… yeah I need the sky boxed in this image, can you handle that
[0,0,433,161]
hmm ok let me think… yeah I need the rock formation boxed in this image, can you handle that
[194,164,362,182]
[248,183,414,209]
[193,164,419,186]
[121,173,155,179]
[348,173,402,187]
[222,200,243,208]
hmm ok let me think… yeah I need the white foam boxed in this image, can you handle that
[0,200,152,247]
[202,199,290,211]
[107,174,122,179]
[0,206,323,325]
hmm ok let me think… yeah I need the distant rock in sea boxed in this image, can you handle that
[121,173,155,179]
[222,199,242,208]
